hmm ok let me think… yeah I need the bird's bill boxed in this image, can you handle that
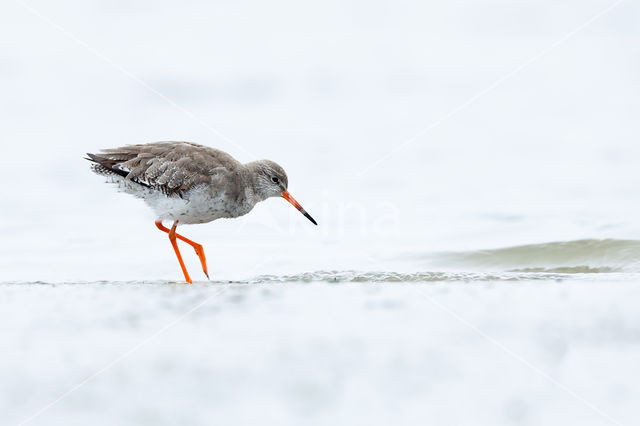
[281,190,317,225]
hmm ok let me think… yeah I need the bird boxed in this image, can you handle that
[86,141,317,283]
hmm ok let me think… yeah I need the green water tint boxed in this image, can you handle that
[419,239,640,273]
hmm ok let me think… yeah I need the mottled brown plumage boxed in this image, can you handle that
[88,141,240,197]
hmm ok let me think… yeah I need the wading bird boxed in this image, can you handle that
[86,141,317,283]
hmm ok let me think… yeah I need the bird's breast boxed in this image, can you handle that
[166,186,255,224]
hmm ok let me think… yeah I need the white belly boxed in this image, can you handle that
[145,186,254,224]
[106,176,256,224]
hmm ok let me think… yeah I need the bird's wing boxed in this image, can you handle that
[87,141,241,196]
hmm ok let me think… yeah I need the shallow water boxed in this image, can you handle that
[3,273,640,426]
[2,0,640,424]
[419,239,640,273]
[4,240,640,425]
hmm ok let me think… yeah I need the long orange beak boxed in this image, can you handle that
[281,190,317,225]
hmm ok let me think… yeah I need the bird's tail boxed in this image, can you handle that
[85,152,130,179]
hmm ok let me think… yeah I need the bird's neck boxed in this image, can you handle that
[242,161,270,203]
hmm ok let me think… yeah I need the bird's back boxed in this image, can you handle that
[88,141,242,196]
[87,141,252,223]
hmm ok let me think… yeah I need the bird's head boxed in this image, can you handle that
[251,160,317,225]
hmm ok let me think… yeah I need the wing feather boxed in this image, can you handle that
[87,141,241,197]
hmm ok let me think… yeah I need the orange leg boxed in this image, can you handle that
[155,219,209,282]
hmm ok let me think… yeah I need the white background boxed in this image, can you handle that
[1,0,639,281]
[1,2,640,425]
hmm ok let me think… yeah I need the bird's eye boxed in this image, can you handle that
[271,177,279,183]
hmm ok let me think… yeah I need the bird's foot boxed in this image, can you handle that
[192,244,209,279]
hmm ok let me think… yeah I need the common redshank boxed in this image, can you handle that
[86,141,317,283]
